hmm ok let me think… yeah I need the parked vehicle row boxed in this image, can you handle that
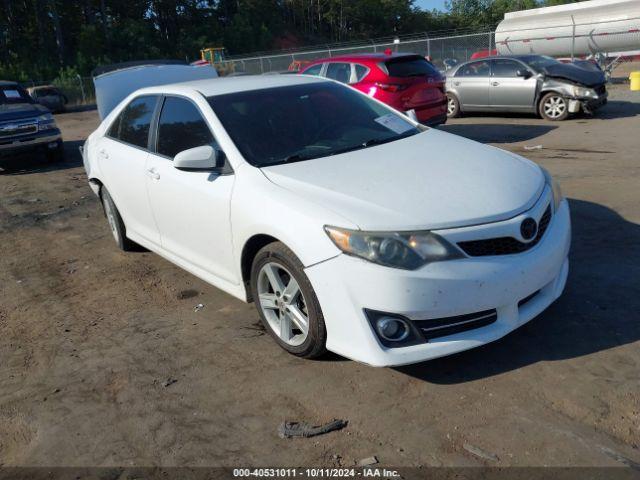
[83,75,570,366]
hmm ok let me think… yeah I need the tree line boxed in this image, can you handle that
[0,0,584,81]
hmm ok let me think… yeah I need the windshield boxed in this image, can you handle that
[207,82,419,167]
[0,85,34,105]
[520,55,559,70]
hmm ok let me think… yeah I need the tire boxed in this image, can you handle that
[446,93,461,118]
[250,242,327,359]
[100,188,137,251]
[539,92,569,121]
[46,141,64,162]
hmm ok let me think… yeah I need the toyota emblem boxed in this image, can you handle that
[520,218,538,241]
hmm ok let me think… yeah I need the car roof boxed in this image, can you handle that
[135,73,327,97]
[457,55,543,65]
[307,52,419,64]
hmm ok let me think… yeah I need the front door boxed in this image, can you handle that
[145,96,238,284]
[489,59,537,110]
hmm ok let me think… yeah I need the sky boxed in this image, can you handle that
[415,0,448,11]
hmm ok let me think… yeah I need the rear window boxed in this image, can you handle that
[0,85,33,105]
[384,57,439,78]
[109,95,157,149]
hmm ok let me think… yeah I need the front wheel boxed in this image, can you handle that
[46,140,64,162]
[250,242,327,359]
[539,92,569,121]
[446,93,460,118]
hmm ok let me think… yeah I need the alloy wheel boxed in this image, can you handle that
[257,261,309,347]
[447,96,456,115]
[543,96,567,119]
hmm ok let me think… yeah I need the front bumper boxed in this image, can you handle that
[305,199,571,367]
[568,91,608,113]
[0,129,62,156]
[412,99,448,125]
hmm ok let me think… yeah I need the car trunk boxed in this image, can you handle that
[382,56,445,110]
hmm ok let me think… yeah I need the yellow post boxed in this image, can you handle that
[630,71,640,91]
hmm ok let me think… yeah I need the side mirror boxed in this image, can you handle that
[516,69,532,79]
[173,145,222,171]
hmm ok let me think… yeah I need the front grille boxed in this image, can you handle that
[458,206,552,257]
[413,308,497,340]
[0,121,38,138]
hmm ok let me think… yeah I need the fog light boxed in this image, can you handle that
[376,317,410,342]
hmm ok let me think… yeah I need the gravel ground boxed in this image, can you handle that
[0,82,638,470]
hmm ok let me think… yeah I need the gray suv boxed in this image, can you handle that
[445,55,607,121]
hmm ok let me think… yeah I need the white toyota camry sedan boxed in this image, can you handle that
[82,75,571,367]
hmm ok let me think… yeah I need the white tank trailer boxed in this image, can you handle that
[495,0,640,58]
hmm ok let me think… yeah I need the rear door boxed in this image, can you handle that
[325,62,352,84]
[451,60,491,108]
[96,95,161,245]
[145,96,237,284]
[489,59,537,110]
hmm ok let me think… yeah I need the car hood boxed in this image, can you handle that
[0,102,49,122]
[542,63,605,87]
[261,129,545,231]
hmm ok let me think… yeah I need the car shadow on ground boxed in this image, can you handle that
[396,198,640,384]
[439,123,557,144]
[594,100,640,119]
[0,140,83,175]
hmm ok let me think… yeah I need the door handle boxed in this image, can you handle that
[146,168,160,180]
[491,81,499,86]
[98,149,109,159]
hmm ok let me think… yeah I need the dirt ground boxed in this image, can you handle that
[0,81,639,471]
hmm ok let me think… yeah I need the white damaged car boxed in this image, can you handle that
[82,75,570,367]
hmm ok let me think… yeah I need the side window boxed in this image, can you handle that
[107,113,122,139]
[157,97,214,158]
[113,96,157,148]
[354,64,369,82]
[492,59,521,77]
[457,61,490,77]
[325,63,351,84]
[303,64,323,76]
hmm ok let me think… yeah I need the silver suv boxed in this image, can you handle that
[445,55,607,121]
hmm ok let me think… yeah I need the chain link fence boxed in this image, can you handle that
[19,26,639,107]
[218,31,497,75]
[217,27,639,77]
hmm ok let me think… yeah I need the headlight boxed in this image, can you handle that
[37,113,57,131]
[571,86,595,98]
[324,226,463,270]
[541,167,563,212]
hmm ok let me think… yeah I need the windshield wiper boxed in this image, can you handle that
[281,153,321,163]
[327,132,417,157]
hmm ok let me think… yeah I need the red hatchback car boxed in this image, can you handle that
[300,52,447,126]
